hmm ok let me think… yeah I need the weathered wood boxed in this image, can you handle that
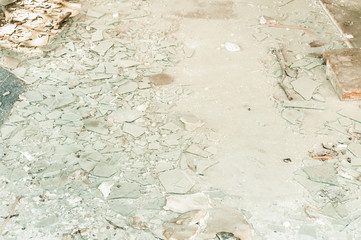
[324,48,361,100]
[320,0,361,48]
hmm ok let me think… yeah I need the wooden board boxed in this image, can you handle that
[320,0,361,48]
[324,48,361,100]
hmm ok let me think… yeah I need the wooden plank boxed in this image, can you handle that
[320,0,361,48]
[324,48,361,100]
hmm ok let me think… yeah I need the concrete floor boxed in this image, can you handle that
[1,0,361,239]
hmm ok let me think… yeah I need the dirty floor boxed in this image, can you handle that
[1,0,361,239]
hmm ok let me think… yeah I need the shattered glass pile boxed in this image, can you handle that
[0,1,253,239]
[260,5,361,238]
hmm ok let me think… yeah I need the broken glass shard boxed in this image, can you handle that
[51,92,76,109]
[92,163,117,177]
[123,122,146,138]
[83,119,109,135]
[302,163,339,186]
[108,199,137,216]
[91,29,104,42]
[92,40,114,56]
[161,122,181,132]
[108,182,142,199]
[157,150,181,161]
[281,109,304,125]
[1,125,18,139]
[24,91,43,102]
[291,77,321,100]
[79,160,96,172]
[158,169,194,194]
[109,109,144,123]
[348,142,361,158]
[156,162,174,173]
[186,145,211,158]
[118,60,141,68]
[338,109,361,123]
[116,81,138,95]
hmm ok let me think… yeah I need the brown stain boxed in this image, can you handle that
[174,0,236,20]
[309,40,324,48]
[150,73,174,86]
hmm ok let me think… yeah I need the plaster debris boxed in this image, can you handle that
[163,210,207,240]
[164,192,211,213]
[180,114,204,131]
[223,42,241,52]
[0,0,81,55]
[98,181,114,199]
[1,56,19,69]
[163,203,254,240]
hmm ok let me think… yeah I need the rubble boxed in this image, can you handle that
[163,193,254,240]
[1,0,361,239]
[0,0,220,238]
[0,0,81,55]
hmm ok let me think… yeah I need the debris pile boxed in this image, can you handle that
[292,108,361,234]
[0,1,222,239]
[0,0,81,55]
[163,193,254,240]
